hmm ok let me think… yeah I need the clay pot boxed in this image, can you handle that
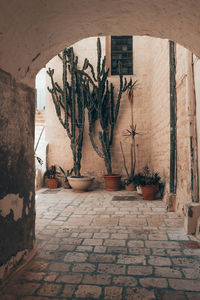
[125,183,136,191]
[141,185,157,200]
[103,174,121,191]
[67,176,94,192]
[47,178,58,189]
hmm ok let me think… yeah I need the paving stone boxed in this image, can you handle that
[182,268,200,279]
[169,279,200,291]
[61,237,82,245]
[112,275,137,286]
[155,266,182,278]
[104,239,126,246]
[140,277,168,288]
[172,257,199,267]
[117,254,146,265]
[44,272,58,282]
[111,233,128,239]
[127,240,144,248]
[105,286,123,300]
[98,263,126,274]
[93,232,110,239]
[148,256,171,266]
[83,238,103,246]
[75,285,102,299]
[156,289,186,299]
[148,233,168,240]
[94,245,107,253]
[146,241,180,248]
[128,266,153,276]
[125,287,156,300]
[56,273,83,283]
[82,274,112,285]
[89,253,116,263]
[166,248,182,256]
[64,252,88,262]
[75,246,93,254]
[107,246,128,254]
[128,247,151,255]
[72,263,96,272]
[61,285,76,298]
[37,283,62,296]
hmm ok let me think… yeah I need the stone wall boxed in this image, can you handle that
[0,69,36,280]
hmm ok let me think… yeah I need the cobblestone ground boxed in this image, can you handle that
[1,189,200,299]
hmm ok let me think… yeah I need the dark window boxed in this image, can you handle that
[111,36,133,76]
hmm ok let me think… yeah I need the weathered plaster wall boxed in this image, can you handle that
[0,69,36,280]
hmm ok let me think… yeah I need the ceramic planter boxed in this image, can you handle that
[141,185,157,200]
[103,174,121,191]
[125,183,136,191]
[67,176,94,192]
[47,178,58,189]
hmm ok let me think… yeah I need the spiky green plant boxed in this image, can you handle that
[47,47,86,177]
[81,38,133,175]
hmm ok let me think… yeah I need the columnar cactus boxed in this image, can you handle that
[47,47,85,177]
[82,38,133,175]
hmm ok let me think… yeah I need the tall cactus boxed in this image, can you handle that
[82,38,133,175]
[47,47,85,177]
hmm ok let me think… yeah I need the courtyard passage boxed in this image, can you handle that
[1,188,200,299]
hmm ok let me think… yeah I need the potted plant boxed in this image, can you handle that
[120,124,139,191]
[44,165,58,189]
[82,38,133,191]
[58,166,72,189]
[47,47,94,192]
[135,166,161,200]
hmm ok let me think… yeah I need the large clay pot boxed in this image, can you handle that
[67,176,94,192]
[103,174,121,191]
[141,185,157,200]
[47,178,58,189]
[125,183,136,191]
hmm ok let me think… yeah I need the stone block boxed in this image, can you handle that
[184,202,200,234]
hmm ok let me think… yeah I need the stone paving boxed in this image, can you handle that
[1,188,200,299]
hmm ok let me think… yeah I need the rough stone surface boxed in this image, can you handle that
[0,68,35,280]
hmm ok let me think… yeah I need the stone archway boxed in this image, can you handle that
[1,0,200,281]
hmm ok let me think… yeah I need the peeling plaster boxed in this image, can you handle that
[0,194,23,221]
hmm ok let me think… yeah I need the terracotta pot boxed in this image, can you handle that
[103,174,121,191]
[125,183,136,191]
[141,185,157,200]
[47,178,58,189]
[67,176,94,192]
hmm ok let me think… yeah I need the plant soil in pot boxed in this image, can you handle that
[141,185,157,200]
[104,174,121,191]
[68,176,94,192]
[47,178,58,189]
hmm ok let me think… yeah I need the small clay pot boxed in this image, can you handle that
[103,174,121,191]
